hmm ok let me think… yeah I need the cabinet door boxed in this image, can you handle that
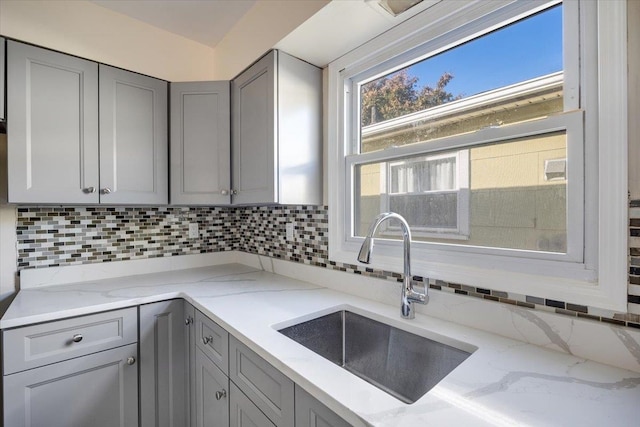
[140,300,188,427]
[3,343,138,427]
[185,302,197,427]
[295,386,351,427]
[99,64,168,204]
[171,81,231,205]
[1,37,5,121]
[230,382,276,427]
[7,40,100,203]
[195,348,229,427]
[229,336,294,427]
[232,50,277,204]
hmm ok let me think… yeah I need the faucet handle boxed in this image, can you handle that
[408,279,428,304]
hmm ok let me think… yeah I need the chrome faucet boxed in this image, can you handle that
[358,212,428,319]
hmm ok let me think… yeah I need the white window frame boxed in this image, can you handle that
[328,0,628,311]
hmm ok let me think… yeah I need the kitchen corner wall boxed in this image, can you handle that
[11,203,640,330]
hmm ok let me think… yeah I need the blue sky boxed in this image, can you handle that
[407,4,563,98]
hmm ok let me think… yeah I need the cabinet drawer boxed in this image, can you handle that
[229,336,294,427]
[3,307,137,375]
[195,310,229,374]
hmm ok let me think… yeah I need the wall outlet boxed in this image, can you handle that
[286,223,295,241]
[188,223,199,239]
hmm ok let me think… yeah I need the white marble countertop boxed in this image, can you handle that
[3,263,640,426]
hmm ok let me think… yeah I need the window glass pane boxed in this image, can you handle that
[359,4,563,153]
[355,132,567,253]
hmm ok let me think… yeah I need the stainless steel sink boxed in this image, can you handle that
[279,310,472,404]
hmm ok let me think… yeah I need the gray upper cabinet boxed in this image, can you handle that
[99,64,168,204]
[139,300,188,427]
[170,81,230,205]
[7,40,100,203]
[1,37,5,121]
[6,41,168,204]
[232,50,322,205]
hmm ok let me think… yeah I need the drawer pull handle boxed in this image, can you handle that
[215,389,227,400]
[72,334,83,343]
[127,356,136,365]
[202,336,213,345]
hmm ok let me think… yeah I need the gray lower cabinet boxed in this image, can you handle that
[3,306,137,375]
[170,81,231,205]
[186,302,197,427]
[195,347,230,427]
[195,309,229,373]
[1,37,5,121]
[295,386,351,427]
[99,64,168,204]
[7,40,100,203]
[139,300,189,427]
[1,300,351,427]
[229,382,276,427]
[3,343,139,427]
[229,335,295,427]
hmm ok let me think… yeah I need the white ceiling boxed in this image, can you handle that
[90,0,257,48]
[89,0,439,68]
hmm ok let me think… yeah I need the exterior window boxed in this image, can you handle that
[349,2,573,257]
[356,151,470,240]
[359,4,563,154]
[329,0,628,310]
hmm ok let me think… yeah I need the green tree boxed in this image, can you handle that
[361,70,460,126]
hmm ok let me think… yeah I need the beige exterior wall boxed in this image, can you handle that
[470,133,565,189]
[357,131,567,252]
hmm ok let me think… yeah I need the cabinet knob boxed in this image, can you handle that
[101,187,112,195]
[221,190,229,196]
[231,190,238,195]
[83,187,96,194]
[127,356,136,365]
[71,334,83,343]
[185,316,193,325]
[215,389,227,401]
[202,336,213,345]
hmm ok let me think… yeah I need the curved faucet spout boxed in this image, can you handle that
[357,212,428,319]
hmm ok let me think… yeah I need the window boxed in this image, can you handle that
[328,0,628,310]
[357,150,470,240]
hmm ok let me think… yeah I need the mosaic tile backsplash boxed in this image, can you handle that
[16,204,640,328]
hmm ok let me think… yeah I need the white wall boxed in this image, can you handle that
[0,205,17,314]
[211,0,328,80]
[0,0,328,81]
[0,131,17,313]
[0,0,216,81]
[629,0,640,199]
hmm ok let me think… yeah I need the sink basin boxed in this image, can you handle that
[279,310,472,404]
